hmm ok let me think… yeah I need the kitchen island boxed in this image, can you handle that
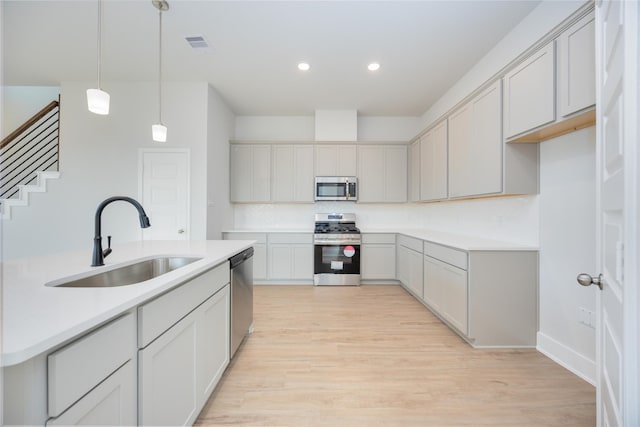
[2,239,254,426]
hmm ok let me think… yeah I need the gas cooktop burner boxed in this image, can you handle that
[314,223,361,234]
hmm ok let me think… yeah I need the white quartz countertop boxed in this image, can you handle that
[1,240,254,367]
[369,229,538,251]
[223,229,312,233]
[224,228,537,251]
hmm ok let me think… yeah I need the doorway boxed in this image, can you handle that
[138,149,190,241]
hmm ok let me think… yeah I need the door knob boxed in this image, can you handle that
[577,273,603,290]
[178,228,185,234]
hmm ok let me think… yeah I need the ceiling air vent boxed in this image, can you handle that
[185,35,211,52]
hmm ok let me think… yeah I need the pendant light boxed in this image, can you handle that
[87,0,110,115]
[152,0,169,142]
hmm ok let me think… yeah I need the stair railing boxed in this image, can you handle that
[0,100,60,200]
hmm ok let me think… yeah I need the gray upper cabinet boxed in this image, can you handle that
[358,145,407,203]
[557,11,595,117]
[230,144,271,202]
[314,144,357,176]
[448,81,503,198]
[408,140,420,202]
[419,120,448,202]
[272,145,314,202]
[503,41,556,139]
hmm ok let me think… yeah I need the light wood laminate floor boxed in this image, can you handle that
[196,285,595,426]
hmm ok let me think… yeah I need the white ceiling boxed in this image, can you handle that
[3,0,541,116]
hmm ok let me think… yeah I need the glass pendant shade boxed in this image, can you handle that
[152,123,167,142]
[86,88,110,115]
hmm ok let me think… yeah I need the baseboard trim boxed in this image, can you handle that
[536,331,596,386]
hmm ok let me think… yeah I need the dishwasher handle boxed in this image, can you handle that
[229,247,254,268]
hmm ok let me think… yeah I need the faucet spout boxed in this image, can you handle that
[91,196,151,267]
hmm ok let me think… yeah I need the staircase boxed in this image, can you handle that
[0,100,61,220]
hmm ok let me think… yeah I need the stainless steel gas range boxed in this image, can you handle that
[313,213,361,286]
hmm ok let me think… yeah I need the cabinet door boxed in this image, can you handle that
[449,82,502,198]
[336,145,357,176]
[407,248,423,299]
[358,145,407,203]
[268,245,292,279]
[139,311,198,426]
[397,245,410,285]
[196,285,230,408]
[557,12,595,117]
[469,81,502,196]
[230,145,271,202]
[440,263,468,335]
[408,141,420,202]
[384,145,408,202]
[47,361,136,426]
[272,145,314,202]
[361,244,396,279]
[315,145,357,176]
[357,146,385,202]
[504,41,556,138]
[292,245,313,279]
[420,121,448,201]
[253,243,267,280]
[271,145,295,202]
[448,104,473,198]
[293,146,314,202]
[423,255,442,311]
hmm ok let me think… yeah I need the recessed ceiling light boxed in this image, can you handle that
[298,62,311,71]
[368,62,381,71]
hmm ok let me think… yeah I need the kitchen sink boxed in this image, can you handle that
[49,256,202,288]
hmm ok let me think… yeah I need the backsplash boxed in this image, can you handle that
[233,195,539,245]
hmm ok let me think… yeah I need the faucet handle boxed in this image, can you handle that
[103,235,112,258]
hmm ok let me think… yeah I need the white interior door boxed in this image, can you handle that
[139,149,190,241]
[590,2,639,426]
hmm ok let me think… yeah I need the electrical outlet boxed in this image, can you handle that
[578,307,596,329]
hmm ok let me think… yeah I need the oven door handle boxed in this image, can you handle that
[314,240,361,246]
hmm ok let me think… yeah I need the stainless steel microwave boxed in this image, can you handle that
[315,177,357,201]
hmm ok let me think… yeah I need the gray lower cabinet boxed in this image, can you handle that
[223,232,313,283]
[46,313,137,425]
[421,240,538,347]
[138,265,230,426]
[222,232,267,280]
[361,233,396,280]
[47,361,136,426]
[396,235,423,298]
[422,244,468,336]
[267,233,313,281]
[4,261,233,426]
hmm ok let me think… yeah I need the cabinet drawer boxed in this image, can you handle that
[423,241,468,270]
[268,233,312,244]
[48,312,135,418]
[397,235,423,252]
[223,232,267,244]
[138,263,230,348]
[47,360,136,426]
[361,233,396,244]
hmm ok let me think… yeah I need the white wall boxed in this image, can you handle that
[234,115,421,142]
[537,126,596,383]
[420,0,588,130]
[2,81,211,260]
[1,86,60,138]
[206,86,235,239]
[234,196,537,245]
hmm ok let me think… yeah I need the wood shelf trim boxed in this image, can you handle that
[507,109,596,143]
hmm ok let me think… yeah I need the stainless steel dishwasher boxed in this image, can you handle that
[229,247,254,358]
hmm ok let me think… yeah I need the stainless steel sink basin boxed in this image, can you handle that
[50,256,202,288]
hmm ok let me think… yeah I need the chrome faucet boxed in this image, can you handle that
[91,196,151,267]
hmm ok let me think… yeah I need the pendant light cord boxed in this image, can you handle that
[97,0,102,89]
[158,7,163,124]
